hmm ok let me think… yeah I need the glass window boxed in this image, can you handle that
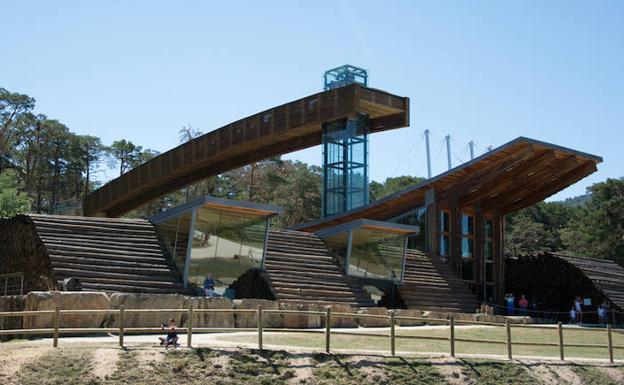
[440,235,450,257]
[440,211,450,233]
[392,207,427,251]
[484,217,494,284]
[323,228,407,281]
[187,207,268,294]
[460,212,475,281]
[153,211,193,273]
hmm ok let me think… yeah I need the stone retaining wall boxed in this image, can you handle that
[0,292,540,333]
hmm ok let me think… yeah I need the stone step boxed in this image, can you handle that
[51,261,180,277]
[53,268,183,284]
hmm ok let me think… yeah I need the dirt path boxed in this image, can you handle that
[0,346,52,385]
[92,348,120,380]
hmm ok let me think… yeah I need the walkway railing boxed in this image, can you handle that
[1,306,622,363]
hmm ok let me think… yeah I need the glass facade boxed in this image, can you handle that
[319,220,417,282]
[391,207,427,251]
[151,197,280,295]
[461,212,475,281]
[322,114,369,217]
[439,210,450,258]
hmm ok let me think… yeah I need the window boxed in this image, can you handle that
[461,212,475,281]
[483,217,495,302]
[439,210,450,258]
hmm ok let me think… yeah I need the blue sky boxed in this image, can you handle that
[2,1,622,200]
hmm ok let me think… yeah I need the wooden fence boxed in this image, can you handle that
[1,306,622,363]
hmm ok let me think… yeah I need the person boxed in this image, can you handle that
[505,293,515,316]
[203,274,215,298]
[574,296,583,324]
[598,303,606,326]
[158,318,179,348]
[569,307,577,324]
[518,295,529,316]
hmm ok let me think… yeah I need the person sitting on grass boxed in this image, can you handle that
[158,318,179,348]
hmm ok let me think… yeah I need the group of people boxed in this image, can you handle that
[569,296,609,325]
[504,293,534,316]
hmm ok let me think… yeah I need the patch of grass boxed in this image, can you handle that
[16,349,99,385]
[461,359,535,385]
[571,365,620,385]
[382,357,447,384]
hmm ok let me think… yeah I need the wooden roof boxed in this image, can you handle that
[295,137,602,232]
[84,84,409,217]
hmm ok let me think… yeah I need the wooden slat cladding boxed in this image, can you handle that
[84,84,409,217]
[294,138,601,233]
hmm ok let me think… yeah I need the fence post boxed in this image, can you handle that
[557,322,564,361]
[187,304,193,348]
[505,319,512,360]
[257,304,263,351]
[325,307,331,354]
[449,316,455,358]
[119,306,125,348]
[607,324,614,364]
[53,306,60,348]
[390,310,396,356]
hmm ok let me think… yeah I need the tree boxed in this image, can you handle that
[504,212,550,257]
[369,175,426,202]
[178,125,203,144]
[0,169,31,217]
[0,87,35,157]
[561,178,624,265]
[108,140,143,176]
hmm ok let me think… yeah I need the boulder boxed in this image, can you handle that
[183,297,234,328]
[233,299,282,328]
[107,293,186,328]
[394,309,425,326]
[356,307,389,327]
[317,303,356,328]
[0,295,25,340]
[279,302,322,329]
[23,291,110,329]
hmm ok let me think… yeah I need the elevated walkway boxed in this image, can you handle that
[399,249,478,313]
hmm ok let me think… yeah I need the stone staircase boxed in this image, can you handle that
[399,249,479,313]
[263,229,375,307]
[29,214,187,294]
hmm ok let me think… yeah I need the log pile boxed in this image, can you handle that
[0,214,188,295]
[395,249,479,313]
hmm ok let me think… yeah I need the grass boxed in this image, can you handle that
[6,346,623,385]
[215,324,624,360]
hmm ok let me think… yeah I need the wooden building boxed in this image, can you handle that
[295,137,602,306]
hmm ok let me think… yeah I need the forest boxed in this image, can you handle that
[1,86,623,265]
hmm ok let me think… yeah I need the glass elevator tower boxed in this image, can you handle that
[322,65,370,218]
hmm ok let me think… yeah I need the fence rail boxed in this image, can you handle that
[1,306,622,363]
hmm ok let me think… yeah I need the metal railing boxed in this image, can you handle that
[1,306,622,363]
[0,273,24,296]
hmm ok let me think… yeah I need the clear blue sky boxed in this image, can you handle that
[2,1,622,200]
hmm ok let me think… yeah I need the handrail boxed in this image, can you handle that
[0,306,621,363]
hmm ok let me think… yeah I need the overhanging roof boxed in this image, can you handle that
[149,196,282,224]
[295,137,602,233]
[315,219,420,238]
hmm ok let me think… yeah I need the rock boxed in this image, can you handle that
[279,302,322,328]
[317,304,356,328]
[356,307,389,327]
[0,295,25,340]
[394,309,425,326]
[183,297,234,328]
[233,299,282,328]
[23,291,110,329]
[107,293,187,328]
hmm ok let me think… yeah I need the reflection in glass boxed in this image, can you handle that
[323,228,406,281]
[440,211,450,232]
[440,235,450,257]
[154,211,192,273]
[392,207,427,251]
[187,207,268,293]
[461,214,474,235]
